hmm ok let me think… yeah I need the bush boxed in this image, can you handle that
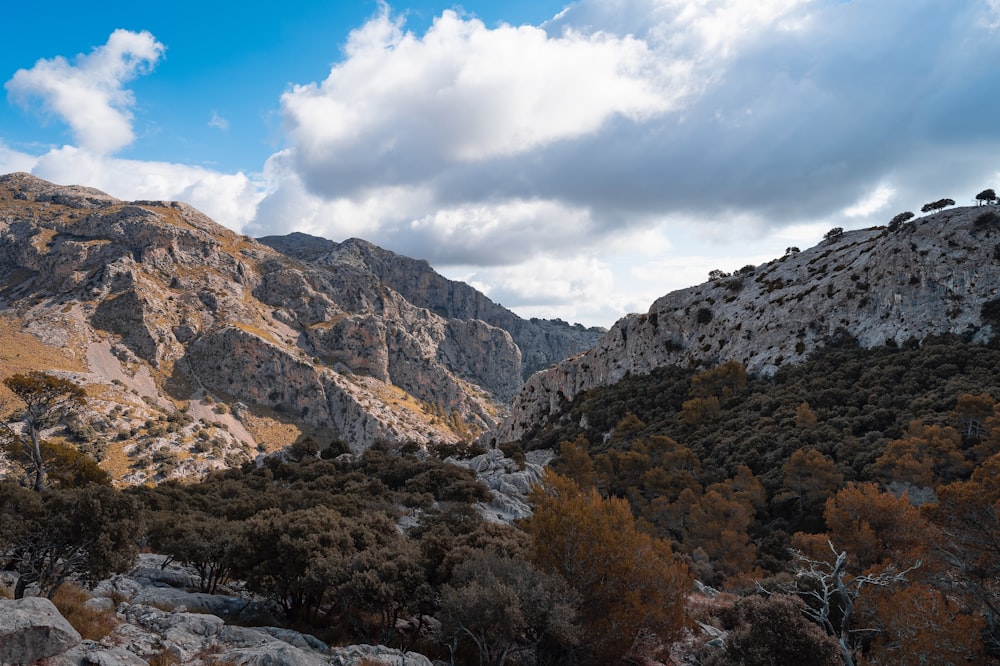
[704,594,840,666]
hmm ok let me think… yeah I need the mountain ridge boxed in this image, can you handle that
[494,205,1000,444]
[0,172,601,482]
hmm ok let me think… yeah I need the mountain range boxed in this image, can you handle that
[3,172,1000,484]
[0,173,601,482]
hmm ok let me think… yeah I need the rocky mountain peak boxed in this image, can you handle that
[0,174,600,483]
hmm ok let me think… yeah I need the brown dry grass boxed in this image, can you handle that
[52,583,120,640]
[238,407,303,453]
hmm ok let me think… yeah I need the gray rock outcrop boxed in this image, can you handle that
[497,206,1000,443]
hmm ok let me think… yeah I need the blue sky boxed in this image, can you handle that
[4,0,1000,328]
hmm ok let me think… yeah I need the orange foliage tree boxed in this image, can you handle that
[922,453,1000,655]
[527,472,692,664]
[874,421,971,488]
[822,482,933,571]
[864,583,987,665]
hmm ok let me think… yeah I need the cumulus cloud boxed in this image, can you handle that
[0,142,39,174]
[5,29,164,154]
[30,146,262,231]
[279,6,682,198]
[239,0,1000,326]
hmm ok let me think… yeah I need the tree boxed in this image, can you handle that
[556,436,595,489]
[874,421,970,488]
[0,482,141,598]
[147,510,241,594]
[527,472,691,664]
[976,188,997,206]
[1,372,86,491]
[922,455,1000,655]
[921,198,955,213]
[439,551,580,666]
[785,541,919,666]
[866,583,987,665]
[887,211,914,231]
[821,483,933,571]
[824,227,844,241]
[231,506,354,621]
[683,488,756,584]
[775,448,843,521]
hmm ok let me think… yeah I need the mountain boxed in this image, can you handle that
[0,173,601,482]
[495,205,1000,444]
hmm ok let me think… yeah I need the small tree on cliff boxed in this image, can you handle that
[975,188,997,205]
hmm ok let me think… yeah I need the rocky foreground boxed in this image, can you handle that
[1,554,433,665]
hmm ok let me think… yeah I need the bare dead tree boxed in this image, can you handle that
[786,541,920,666]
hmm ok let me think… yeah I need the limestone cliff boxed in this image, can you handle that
[495,206,1000,443]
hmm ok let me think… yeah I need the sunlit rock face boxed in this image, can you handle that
[0,173,600,481]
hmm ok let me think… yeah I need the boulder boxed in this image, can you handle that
[0,597,82,665]
[328,644,434,666]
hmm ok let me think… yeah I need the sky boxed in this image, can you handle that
[3,1,1000,328]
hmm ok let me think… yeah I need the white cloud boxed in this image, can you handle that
[843,184,894,218]
[5,29,164,154]
[208,111,229,131]
[30,146,262,231]
[0,142,39,174]
[279,6,681,197]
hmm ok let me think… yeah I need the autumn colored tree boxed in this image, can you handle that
[922,454,1000,655]
[874,421,970,488]
[795,401,818,429]
[1,372,86,491]
[775,448,843,523]
[822,483,933,571]
[688,360,748,400]
[556,435,595,488]
[865,583,987,665]
[527,472,691,664]
[683,488,756,584]
[680,395,721,426]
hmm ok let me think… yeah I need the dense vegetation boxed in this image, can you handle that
[1,335,999,664]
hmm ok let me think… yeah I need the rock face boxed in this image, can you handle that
[260,234,605,378]
[496,207,1000,443]
[0,173,600,480]
[0,596,82,664]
